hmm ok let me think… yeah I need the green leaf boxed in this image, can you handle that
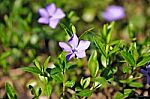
[93,37,106,57]
[93,77,108,88]
[71,25,76,34]
[114,92,124,99]
[129,82,143,88]
[80,77,90,89]
[76,89,92,97]
[124,89,133,97]
[34,59,41,71]
[21,67,41,74]
[121,51,135,66]
[101,54,107,68]
[60,23,73,36]
[37,88,42,96]
[5,82,17,99]
[58,52,66,70]
[123,66,132,73]
[137,56,150,67]
[45,82,52,97]
[65,80,75,88]
[106,22,114,43]
[0,51,11,60]
[51,73,64,83]
[88,50,99,77]
[43,56,51,71]
[49,66,62,75]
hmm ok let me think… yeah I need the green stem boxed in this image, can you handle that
[62,70,66,98]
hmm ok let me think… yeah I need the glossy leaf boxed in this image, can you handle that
[80,77,90,89]
[88,50,99,77]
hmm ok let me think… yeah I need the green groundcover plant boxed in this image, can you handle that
[1,1,150,99]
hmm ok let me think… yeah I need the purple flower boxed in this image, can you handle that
[102,5,125,22]
[59,34,90,61]
[38,3,65,29]
[140,64,150,84]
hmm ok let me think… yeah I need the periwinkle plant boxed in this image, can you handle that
[19,3,150,99]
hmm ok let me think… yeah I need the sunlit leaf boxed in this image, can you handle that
[88,50,99,77]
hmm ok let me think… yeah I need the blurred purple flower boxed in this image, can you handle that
[38,3,65,29]
[102,5,125,21]
[140,64,150,84]
[59,34,90,61]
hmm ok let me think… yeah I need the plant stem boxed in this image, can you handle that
[62,70,66,98]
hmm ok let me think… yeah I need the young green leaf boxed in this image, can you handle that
[5,82,17,99]
[65,80,75,88]
[88,50,99,77]
[93,77,108,88]
[101,54,107,68]
[34,59,41,71]
[124,89,133,98]
[21,67,41,74]
[71,25,76,34]
[121,51,135,66]
[129,82,143,88]
[43,56,51,71]
[76,89,92,97]
[80,77,91,89]
[137,56,150,67]
[114,92,124,99]
[93,37,106,57]
[51,73,64,83]
[45,82,52,97]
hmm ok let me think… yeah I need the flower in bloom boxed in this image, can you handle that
[59,34,90,61]
[102,5,125,22]
[140,64,150,84]
[38,3,65,29]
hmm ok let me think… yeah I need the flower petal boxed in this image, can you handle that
[140,69,148,76]
[52,8,65,19]
[102,5,125,21]
[49,19,59,28]
[38,8,49,17]
[68,34,78,49]
[38,17,49,24]
[59,42,71,52]
[146,64,150,72]
[76,40,90,51]
[46,3,56,16]
[147,76,150,85]
[76,51,86,58]
[66,53,75,61]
